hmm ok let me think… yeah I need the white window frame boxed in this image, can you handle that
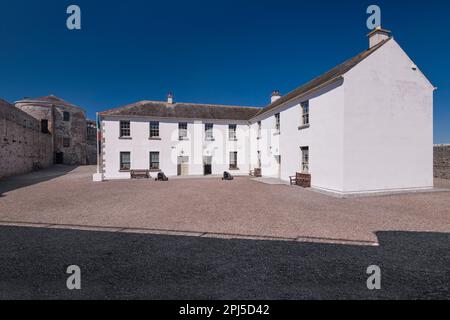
[275,113,280,133]
[301,147,309,173]
[120,152,131,171]
[178,122,188,140]
[149,151,160,170]
[229,124,237,141]
[120,121,130,138]
[149,121,160,138]
[229,151,238,170]
[301,101,309,126]
[205,123,214,140]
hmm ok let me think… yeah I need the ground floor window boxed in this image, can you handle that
[150,152,160,170]
[301,147,309,173]
[120,152,131,171]
[229,151,238,170]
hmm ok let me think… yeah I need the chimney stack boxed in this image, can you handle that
[368,26,391,48]
[167,92,173,104]
[271,90,281,104]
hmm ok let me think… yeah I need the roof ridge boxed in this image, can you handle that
[253,37,392,118]
[101,99,261,115]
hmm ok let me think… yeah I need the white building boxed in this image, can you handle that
[98,28,435,196]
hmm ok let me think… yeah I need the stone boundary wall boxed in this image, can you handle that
[434,144,450,179]
[0,99,53,179]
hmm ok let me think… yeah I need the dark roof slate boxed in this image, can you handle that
[100,101,261,121]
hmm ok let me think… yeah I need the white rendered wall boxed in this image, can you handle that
[251,81,345,191]
[280,82,345,190]
[102,117,251,179]
[341,39,434,193]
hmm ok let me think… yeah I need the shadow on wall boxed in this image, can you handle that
[0,165,77,197]
[0,227,448,299]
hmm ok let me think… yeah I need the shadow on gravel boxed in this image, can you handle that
[0,165,77,197]
[0,226,448,299]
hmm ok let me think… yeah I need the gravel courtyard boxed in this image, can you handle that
[0,165,449,244]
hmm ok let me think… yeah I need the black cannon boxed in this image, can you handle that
[155,172,169,181]
[222,171,234,181]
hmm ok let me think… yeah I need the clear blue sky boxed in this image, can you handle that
[0,0,448,143]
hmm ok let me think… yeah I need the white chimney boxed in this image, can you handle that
[368,26,392,48]
[167,92,173,104]
[271,90,281,104]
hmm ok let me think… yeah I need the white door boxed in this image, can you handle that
[275,155,281,178]
[177,156,189,176]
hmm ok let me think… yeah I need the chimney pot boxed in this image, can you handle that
[271,90,281,103]
[368,26,392,48]
[167,92,173,104]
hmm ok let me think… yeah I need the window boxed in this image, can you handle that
[149,121,159,138]
[87,125,96,138]
[229,124,237,140]
[63,138,71,148]
[179,122,188,140]
[301,101,309,126]
[205,123,214,140]
[229,151,238,170]
[301,147,309,173]
[120,152,131,171]
[275,113,280,133]
[150,152,160,170]
[120,121,130,137]
[63,111,70,122]
[41,119,49,134]
[257,151,261,168]
[257,121,262,139]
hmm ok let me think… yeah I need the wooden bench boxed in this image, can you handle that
[130,169,150,179]
[290,172,311,188]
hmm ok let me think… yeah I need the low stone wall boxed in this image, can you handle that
[434,145,450,179]
[0,99,53,179]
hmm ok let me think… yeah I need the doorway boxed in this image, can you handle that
[275,155,281,178]
[55,152,64,164]
[177,156,189,176]
[203,156,212,175]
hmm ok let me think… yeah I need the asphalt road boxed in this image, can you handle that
[0,225,448,299]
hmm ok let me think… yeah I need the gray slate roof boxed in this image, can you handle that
[101,38,391,121]
[100,101,261,121]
